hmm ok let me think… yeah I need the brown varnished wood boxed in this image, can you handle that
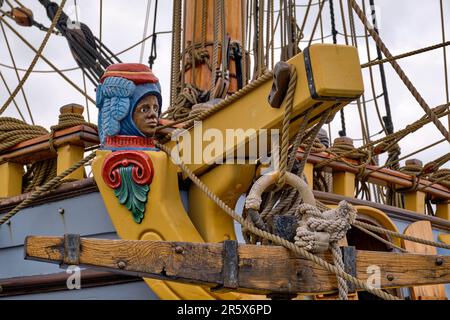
[0,125,98,164]
[297,150,450,200]
[25,236,450,295]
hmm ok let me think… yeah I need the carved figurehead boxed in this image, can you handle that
[96,63,162,145]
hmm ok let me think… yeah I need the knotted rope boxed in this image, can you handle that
[0,117,54,193]
[295,201,357,300]
[164,83,209,121]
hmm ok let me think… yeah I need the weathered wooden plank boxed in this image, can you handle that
[24,236,450,295]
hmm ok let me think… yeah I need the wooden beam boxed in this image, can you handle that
[165,44,364,176]
[297,151,450,201]
[0,125,98,164]
[0,269,141,297]
[24,236,450,295]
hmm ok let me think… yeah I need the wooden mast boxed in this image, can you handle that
[184,0,246,94]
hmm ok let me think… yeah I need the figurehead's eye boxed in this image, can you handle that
[140,106,149,113]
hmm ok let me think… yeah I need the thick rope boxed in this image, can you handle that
[0,151,96,226]
[295,201,357,299]
[156,141,398,300]
[315,104,450,170]
[352,220,450,250]
[277,66,297,188]
[0,0,67,116]
[361,41,450,69]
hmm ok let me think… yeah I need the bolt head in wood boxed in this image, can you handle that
[117,261,127,269]
[175,246,184,254]
[405,159,423,167]
[436,257,444,266]
[387,274,394,281]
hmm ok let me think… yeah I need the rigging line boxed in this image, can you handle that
[330,0,348,137]
[81,70,90,123]
[4,0,13,9]
[349,93,383,105]
[99,0,103,57]
[0,20,33,124]
[319,0,324,44]
[74,0,90,123]
[328,0,337,44]
[0,62,80,73]
[13,0,25,8]
[362,0,387,135]
[170,0,182,107]
[308,0,326,47]
[361,41,450,69]
[258,0,264,75]
[148,0,159,69]
[0,0,67,116]
[0,17,95,104]
[140,0,152,64]
[270,0,274,69]
[338,0,348,45]
[113,30,173,57]
[369,0,393,137]
[0,70,26,121]
[260,1,323,12]
[350,0,450,143]
[211,0,220,88]
[298,0,313,43]
[180,0,187,90]
[191,0,197,86]
[265,0,270,68]
[367,139,446,178]
[440,0,449,130]
[336,30,370,39]
[352,129,384,141]
[241,0,247,84]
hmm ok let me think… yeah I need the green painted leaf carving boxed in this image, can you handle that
[113,165,150,224]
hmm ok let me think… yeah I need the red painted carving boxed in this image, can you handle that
[102,151,154,189]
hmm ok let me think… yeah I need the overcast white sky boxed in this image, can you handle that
[0,0,448,167]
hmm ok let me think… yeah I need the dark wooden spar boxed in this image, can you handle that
[25,235,450,295]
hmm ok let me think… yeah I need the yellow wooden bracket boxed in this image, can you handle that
[165,44,364,176]
[404,191,425,214]
[333,171,355,197]
[0,162,23,197]
[436,203,450,221]
[57,144,85,180]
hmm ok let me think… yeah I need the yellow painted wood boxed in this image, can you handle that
[0,162,23,197]
[56,144,85,180]
[188,164,255,242]
[92,150,263,300]
[403,221,447,300]
[438,233,450,245]
[165,44,364,176]
[404,191,425,213]
[436,203,450,220]
[355,206,402,247]
[332,171,355,197]
[304,162,314,188]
